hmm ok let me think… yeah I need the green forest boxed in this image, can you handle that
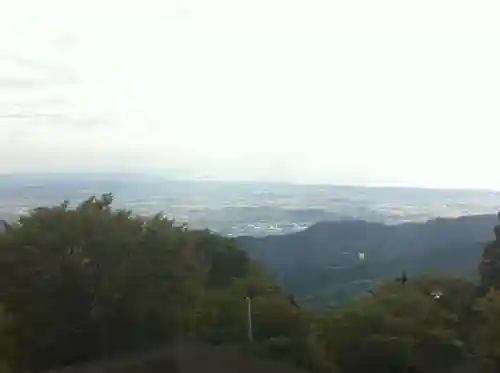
[1,195,500,373]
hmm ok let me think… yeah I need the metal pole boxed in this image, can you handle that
[246,296,253,343]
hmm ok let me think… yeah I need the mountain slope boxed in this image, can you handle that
[237,214,496,305]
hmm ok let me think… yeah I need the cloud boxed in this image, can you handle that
[0,48,106,131]
[0,0,500,187]
[0,97,67,109]
[0,53,76,84]
[0,112,89,121]
[0,77,63,90]
[0,112,106,129]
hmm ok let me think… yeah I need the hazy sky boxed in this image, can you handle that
[1,1,500,188]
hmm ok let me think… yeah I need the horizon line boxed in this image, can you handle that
[1,171,499,193]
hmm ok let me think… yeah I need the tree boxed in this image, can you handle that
[478,218,500,293]
[471,289,500,372]
[0,304,12,373]
[0,195,252,371]
[321,278,466,373]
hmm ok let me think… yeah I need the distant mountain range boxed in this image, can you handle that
[237,214,497,306]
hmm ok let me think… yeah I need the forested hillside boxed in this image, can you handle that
[2,195,500,373]
[238,216,494,304]
[0,195,328,373]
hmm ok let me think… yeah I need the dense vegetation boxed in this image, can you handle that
[1,195,500,373]
[238,216,494,305]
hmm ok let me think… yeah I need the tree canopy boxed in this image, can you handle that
[1,195,500,373]
[0,195,253,370]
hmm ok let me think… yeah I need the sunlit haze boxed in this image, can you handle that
[1,1,500,189]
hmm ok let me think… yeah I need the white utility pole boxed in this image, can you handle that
[246,296,253,343]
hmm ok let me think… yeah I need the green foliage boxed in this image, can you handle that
[478,239,500,294]
[0,195,250,371]
[195,288,248,344]
[238,217,491,305]
[0,195,496,373]
[321,277,469,373]
[471,289,500,371]
[0,363,10,373]
[0,305,12,373]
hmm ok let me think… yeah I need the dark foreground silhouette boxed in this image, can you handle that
[44,340,311,373]
[2,195,500,373]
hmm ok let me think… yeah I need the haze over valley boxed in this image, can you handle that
[2,174,500,237]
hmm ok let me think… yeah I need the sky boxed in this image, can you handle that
[1,1,500,189]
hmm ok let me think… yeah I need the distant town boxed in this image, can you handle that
[2,174,500,236]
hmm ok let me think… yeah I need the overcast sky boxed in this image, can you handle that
[1,1,500,188]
